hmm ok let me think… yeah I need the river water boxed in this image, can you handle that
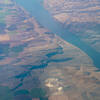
[14,0,100,68]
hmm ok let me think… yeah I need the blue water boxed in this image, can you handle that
[14,0,100,68]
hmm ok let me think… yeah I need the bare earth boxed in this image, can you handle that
[44,0,100,53]
[0,0,100,100]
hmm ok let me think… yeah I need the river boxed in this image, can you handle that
[14,0,100,69]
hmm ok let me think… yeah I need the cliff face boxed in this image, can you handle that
[44,0,100,53]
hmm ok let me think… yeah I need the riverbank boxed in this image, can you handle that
[43,0,100,69]
[14,0,100,69]
[0,0,100,100]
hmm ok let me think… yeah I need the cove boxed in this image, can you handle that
[14,0,100,68]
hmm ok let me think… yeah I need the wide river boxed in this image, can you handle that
[14,0,100,68]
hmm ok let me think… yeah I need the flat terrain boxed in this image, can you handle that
[0,0,100,100]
